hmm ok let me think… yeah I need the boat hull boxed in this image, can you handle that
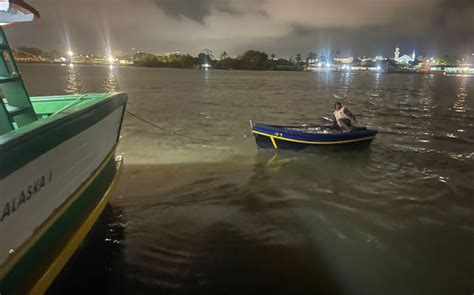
[251,122,377,151]
[0,93,127,294]
[254,132,375,151]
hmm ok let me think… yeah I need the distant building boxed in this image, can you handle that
[334,57,353,64]
[394,46,415,64]
[165,51,182,56]
[429,65,474,75]
[394,46,400,61]
[397,54,414,64]
[118,59,133,65]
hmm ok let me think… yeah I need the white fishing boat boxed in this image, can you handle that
[0,1,127,293]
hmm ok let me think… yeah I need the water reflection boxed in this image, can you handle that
[368,73,384,107]
[48,205,126,294]
[203,67,210,81]
[453,76,468,113]
[253,151,296,175]
[402,74,416,102]
[373,72,381,93]
[201,68,211,101]
[335,72,352,99]
[253,149,372,181]
[103,66,121,92]
[419,75,435,110]
[64,64,83,94]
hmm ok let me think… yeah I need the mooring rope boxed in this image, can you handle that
[125,109,217,142]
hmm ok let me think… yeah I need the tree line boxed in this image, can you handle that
[13,46,468,69]
[13,46,61,59]
[134,50,308,71]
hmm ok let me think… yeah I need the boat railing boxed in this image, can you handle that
[0,2,40,134]
[0,27,37,135]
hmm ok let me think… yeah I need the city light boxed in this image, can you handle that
[13,42,474,76]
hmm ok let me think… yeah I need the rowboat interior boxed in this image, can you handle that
[284,125,366,134]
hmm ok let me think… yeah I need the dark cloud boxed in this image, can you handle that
[149,0,265,23]
[150,0,213,23]
[432,0,474,31]
[4,0,473,57]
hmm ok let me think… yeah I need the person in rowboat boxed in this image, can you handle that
[333,102,356,130]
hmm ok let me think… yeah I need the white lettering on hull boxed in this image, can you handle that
[1,171,52,222]
[0,106,124,265]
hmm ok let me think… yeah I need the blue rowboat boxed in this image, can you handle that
[250,121,378,151]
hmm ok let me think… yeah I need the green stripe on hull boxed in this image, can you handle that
[0,92,127,180]
[0,155,118,295]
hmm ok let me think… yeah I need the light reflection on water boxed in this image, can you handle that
[19,65,474,295]
[64,64,82,94]
[453,76,468,113]
[103,66,120,93]
[64,64,120,94]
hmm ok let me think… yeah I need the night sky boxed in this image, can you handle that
[5,0,474,57]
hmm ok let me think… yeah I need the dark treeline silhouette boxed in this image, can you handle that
[14,46,60,59]
[134,52,199,68]
[14,46,306,70]
[15,46,467,70]
[135,50,303,71]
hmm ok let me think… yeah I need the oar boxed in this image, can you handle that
[324,114,393,134]
[323,116,371,129]
[323,115,371,123]
[322,116,333,122]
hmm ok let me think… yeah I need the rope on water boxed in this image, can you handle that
[125,110,215,142]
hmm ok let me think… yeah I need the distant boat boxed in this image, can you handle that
[0,2,127,294]
[444,73,474,77]
[250,121,377,151]
[305,63,332,72]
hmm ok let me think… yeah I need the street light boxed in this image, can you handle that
[67,50,73,57]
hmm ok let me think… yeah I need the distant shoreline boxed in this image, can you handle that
[16,61,454,75]
[16,61,302,72]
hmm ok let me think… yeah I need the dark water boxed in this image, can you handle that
[21,64,474,294]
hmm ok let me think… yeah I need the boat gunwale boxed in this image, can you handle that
[0,92,127,147]
[252,122,378,143]
[0,92,127,180]
[30,93,111,103]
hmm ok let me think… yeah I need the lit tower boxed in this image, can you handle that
[394,46,400,61]
[411,50,416,62]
